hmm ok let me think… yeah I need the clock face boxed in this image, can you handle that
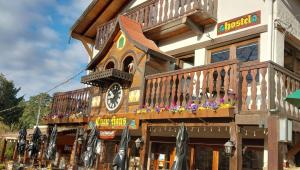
[105,83,123,111]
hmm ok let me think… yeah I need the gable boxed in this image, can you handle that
[87,15,175,70]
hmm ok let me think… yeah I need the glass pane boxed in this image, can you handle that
[219,149,230,170]
[195,146,213,170]
[243,149,264,170]
[211,49,230,63]
[236,43,258,62]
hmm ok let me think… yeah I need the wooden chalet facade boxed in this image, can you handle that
[43,0,300,169]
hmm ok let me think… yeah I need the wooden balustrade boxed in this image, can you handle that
[269,62,300,119]
[144,60,239,108]
[50,87,91,118]
[145,60,300,119]
[48,61,300,121]
[239,62,269,113]
[95,0,217,51]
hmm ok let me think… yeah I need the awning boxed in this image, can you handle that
[285,89,300,108]
[81,68,133,87]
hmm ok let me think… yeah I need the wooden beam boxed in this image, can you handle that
[212,147,219,170]
[140,122,150,170]
[189,145,195,169]
[12,142,18,161]
[182,17,204,35]
[0,139,7,162]
[81,40,93,60]
[268,116,283,170]
[235,114,267,125]
[229,123,242,170]
[72,33,95,45]
[148,122,230,127]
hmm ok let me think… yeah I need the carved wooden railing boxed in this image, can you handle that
[126,0,217,30]
[269,62,300,119]
[144,60,300,118]
[144,60,239,108]
[50,87,91,117]
[95,0,217,50]
[239,62,269,113]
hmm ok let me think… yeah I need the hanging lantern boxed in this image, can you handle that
[224,140,235,156]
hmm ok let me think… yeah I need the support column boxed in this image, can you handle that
[189,145,195,169]
[263,136,268,170]
[140,123,150,170]
[268,116,283,170]
[39,141,45,166]
[0,139,7,162]
[230,123,242,170]
[23,143,28,164]
[212,147,219,170]
[13,142,18,161]
[70,129,79,169]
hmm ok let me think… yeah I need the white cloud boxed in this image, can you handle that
[0,0,92,99]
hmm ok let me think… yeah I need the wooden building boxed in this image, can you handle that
[43,0,300,169]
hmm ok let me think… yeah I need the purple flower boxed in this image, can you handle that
[219,98,225,103]
[155,106,161,113]
[191,103,198,112]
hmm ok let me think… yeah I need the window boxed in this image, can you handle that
[105,61,115,70]
[117,35,126,49]
[236,43,258,62]
[211,49,230,63]
[208,38,259,64]
[123,56,134,72]
[284,42,300,74]
[176,54,194,69]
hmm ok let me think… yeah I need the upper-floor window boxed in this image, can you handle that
[123,56,134,73]
[211,49,230,63]
[236,43,258,62]
[209,38,259,63]
[105,61,115,70]
[176,54,194,69]
[284,42,300,74]
[117,35,126,49]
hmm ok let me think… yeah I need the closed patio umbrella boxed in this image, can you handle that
[171,124,189,170]
[285,89,300,108]
[17,128,27,156]
[112,125,130,170]
[45,125,57,160]
[82,125,99,168]
[28,127,41,159]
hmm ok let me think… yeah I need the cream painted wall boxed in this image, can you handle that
[276,0,300,41]
[159,0,268,52]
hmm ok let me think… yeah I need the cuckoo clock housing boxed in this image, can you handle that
[81,16,175,115]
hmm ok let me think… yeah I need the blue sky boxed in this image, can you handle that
[0,0,92,99]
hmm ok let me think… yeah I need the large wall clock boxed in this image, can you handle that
[105,82,123,111]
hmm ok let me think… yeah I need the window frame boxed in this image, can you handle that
[207,38,260,64]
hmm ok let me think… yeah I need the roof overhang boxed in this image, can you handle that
[70,0,129,41]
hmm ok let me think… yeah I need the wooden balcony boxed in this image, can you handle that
[46,60,300,124]
[143,60,300,121]
[95,0,217,50]
[45,87,91,124]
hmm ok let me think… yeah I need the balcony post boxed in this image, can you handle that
[140,122,150,170]
[268,116,283,170]
[13,141,18,161]
[229,122,242,170]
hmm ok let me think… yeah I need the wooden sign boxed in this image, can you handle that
[95,116,137,129]
[99,131,116,140]
[217,11,261,35]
